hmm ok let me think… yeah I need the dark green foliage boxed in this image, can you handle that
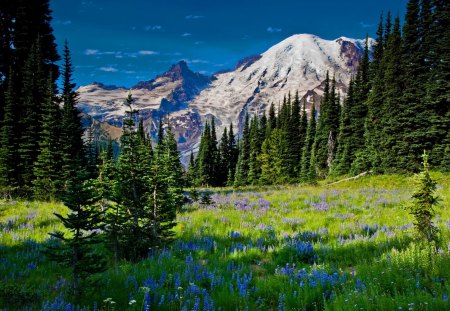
[0,283,40,309]
[234,114,251,187]
[287,91,302,178]
[110,93,182,261]
[200,190,214,205]
[196,120,218,186]
[311,73,340,178]
[259,128,289,185]
[425,0,450,168]
[60,42,85,186]
[114,93,154,261]
[0,72,18,196]
[18,39,46,193]
[408,151,440,242]
[47,169,106,299]
[148,120,183,246]
[267,102,277,135]
[333,79,355,175]
[378,17,404,172]
[186,151,197,187]
[227,123,239,185]
[300,102,316,182]
[33,74,62,200]
[248,117,262,185]
[298,100,308,175]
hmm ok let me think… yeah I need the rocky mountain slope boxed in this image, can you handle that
[77,34,373,164]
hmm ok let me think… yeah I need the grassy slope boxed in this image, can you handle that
[0,173,449,310]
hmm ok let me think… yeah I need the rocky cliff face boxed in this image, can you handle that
[77,34,373,165]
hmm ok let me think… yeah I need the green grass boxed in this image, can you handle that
[0,173,449,310]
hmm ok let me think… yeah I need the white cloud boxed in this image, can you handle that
[144,25,162,31]
[181,33,192,37]
[185,15,204,20]
[360,21,375,28]
[138,50,159,55]
[186,59,209,64]
[99,66,118,72]
[55,20,72,26]
[85,49,99,55]
[267,27,282,33]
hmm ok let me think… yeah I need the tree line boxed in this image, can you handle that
[187,0,449,187]
[0,0,184,299]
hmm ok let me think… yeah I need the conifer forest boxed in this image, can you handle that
[0,0,449,310]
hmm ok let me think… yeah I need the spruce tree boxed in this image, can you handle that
[379,17,404,172]
[0,72,18,196]
[227,123,238,185]
[33,73,62,200]
[425,0,450,169]
[218,127,230,186]
[298,100,308,178]
[196,121,213,186]
[47,170,106,299]
[287,91,302,178]
[267,102,277,136]
[300,102,316,182]
[248,116,261,185]
[333,79,354,176]
[186,151,197,187]
[18,39,46,193]
[259,129,289,185]
[234,113,250,187]
[149,121,183,246]
[114,93,154,260]
[311,72,339,178]
[408,151,440,242]
[60,41,84,187]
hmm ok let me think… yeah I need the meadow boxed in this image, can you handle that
[1,174,449,310]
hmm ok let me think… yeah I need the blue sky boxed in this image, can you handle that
[51,0,408,87]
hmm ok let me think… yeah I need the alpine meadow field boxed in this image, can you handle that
[1,174,449,310]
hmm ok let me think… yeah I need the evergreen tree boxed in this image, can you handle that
[425,0,450,169]
[33,73,62,200]
[47,170,106,299]
[234,113,250,187]
[394,0,430,170]
[227,123,238,185]
[379,17,404,172]
[186,151,197,187]
[96,142,120,266]
[248,116,261,185]
[298,100,308,178]
[300,102,316,182]
[408,151,440,242]
[333,79,354,175]
[259,128,290,185]
[0,72,18,196]
[60,41,84,187]
[148,121,183,246]
[311,72,339,178]
[114,93,153,261]
[218,127,230,186]
[18,39,46,193]
[196,121,213,186]
[267,102,277,136]
[287,91,302,178]
[209,118,220,186]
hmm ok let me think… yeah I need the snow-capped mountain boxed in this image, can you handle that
[190,34,373,134]
[77,34,372,164]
